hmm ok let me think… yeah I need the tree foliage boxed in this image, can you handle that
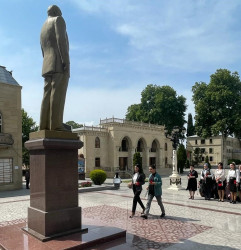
[126,84,187,133]
[65,121,83,129]
[133,152,142,168]
[192,147,203,167]
[22,109,38,166]
[177,144,187,173]
[192,69,241,138]
[205,155,211,169]
[186,113,195,137]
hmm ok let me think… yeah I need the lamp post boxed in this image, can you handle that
[165,126,186,190]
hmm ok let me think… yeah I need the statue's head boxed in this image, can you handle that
[47,5,62,17]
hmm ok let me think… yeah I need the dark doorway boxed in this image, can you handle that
[149,157,156,166]
[119,157,128,171]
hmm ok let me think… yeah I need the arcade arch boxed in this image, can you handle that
[119,136,132,172]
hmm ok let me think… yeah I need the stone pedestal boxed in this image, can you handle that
[169,171,182,191]
[23,130,86,241]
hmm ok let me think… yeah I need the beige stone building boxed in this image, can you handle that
[0,66,22,191]
[186,135,241,167]
[74,118,173,178]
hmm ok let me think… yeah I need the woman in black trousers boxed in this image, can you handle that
[130,164,146,218]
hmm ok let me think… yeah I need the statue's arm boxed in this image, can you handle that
[55,16,70,73]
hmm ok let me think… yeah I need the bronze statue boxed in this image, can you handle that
[39,5,70,131]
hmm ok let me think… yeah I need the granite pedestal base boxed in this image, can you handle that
[24,130,84,241]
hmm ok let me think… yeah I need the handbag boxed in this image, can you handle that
[218,181,223,187]
[127,182,133,189]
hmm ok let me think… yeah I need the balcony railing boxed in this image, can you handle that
[119,147,129,152]
[100,117,164,130]
[73,125,107,132]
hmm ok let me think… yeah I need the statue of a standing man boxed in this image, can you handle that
[39,5,70,131]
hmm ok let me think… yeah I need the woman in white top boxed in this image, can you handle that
[214,162,225,202]
[227,162,240,204]
[129,164,146,218]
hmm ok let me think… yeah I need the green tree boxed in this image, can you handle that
[126,84,187,133]
[133,152,142,168]
[186,113,195,137]
[192,148,202,167]
[65,121,83,129]
[177,144,187,173]
[192,69,241,166]
[125,104,142,122]
[22,109,38,167]
[205,155,211,169]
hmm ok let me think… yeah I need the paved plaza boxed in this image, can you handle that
[0,169,241,249]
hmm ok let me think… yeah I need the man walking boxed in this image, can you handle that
[141,165,165,219]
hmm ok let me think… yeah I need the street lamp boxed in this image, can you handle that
[165,126,186,190]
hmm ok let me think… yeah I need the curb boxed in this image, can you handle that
[78,185,117,193]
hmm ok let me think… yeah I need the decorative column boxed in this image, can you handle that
[168,149,182,190]
[165,126,186,191]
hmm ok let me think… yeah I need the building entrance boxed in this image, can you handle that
[149,157,156,166]
[119,157,128,171]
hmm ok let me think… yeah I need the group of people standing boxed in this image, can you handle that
[129,164,165,219]
[186,162,241,203]
[128,161,241,220]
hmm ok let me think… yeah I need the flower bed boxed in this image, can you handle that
[79,181,92,188]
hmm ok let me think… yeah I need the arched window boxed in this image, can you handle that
[165,143,167,151]
[137,139,144,152]
[121,137,129,151]
[95,137,100,148]
[151,140,157,152]
[0,113,2,133]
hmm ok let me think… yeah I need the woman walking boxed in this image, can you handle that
[129,164,146,218]
[187,165,198,199]
[227,162,240,204]
[215,162,225,202]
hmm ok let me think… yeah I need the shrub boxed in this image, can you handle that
[90,169,107,185]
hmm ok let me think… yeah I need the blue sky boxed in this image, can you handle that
[1,0,241,126]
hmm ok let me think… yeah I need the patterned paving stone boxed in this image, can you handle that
[82,205,211,249]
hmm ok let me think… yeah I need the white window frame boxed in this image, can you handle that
[0,158,13,184]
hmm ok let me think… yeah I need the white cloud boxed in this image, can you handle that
[2,0,241,128]
[70,0,241,72]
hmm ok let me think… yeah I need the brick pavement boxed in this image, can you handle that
[0,169,240,249]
